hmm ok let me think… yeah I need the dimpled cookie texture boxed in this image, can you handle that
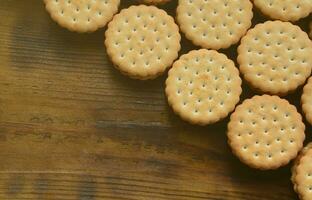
[253,0,312,22]
[140,0,171,5]
[105,5,181,80]
[293,144,312,200]
[292,143,312,200]
[177,0,253,50]
[165,49,242,125]
[227,95,305,170]
[238,21,312,95]
[302,77,312,125]
[44,0,120,32]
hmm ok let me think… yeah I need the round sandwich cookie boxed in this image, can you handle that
[176,0,253,50]
[105,5,181,80]
[165,49,242,125]
[291,143,312,199]
[302,77,312,125]
[44,0,120,33]
[139,0,171,5]
[238,21,312,95]
[227,95,305,170]
[292,143,312,200]
[253,0,312,22]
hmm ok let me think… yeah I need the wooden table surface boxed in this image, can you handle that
[1,0,311,199]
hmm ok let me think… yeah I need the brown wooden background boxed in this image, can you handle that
[0,0,311,199]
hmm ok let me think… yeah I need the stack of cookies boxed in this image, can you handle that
[43,0,312,199]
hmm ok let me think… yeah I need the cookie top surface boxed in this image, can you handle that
[292,143,312,197]
[293,144,312,200]
[176,0,253,49]
[302,77,312,125]
[227,95,305,170]
[105,5,181,80]
[44,0,120,32]
[166,49,242,125]
[253,0,312,22]
[238,21,312,95]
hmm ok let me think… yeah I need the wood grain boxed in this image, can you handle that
[0,0,311,199]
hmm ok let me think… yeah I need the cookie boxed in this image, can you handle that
[302,77,312,125]
[253,0,312,22]
[105,5,181,80]
[44,0,120,33]
[238,21,312,95]
[292,143,312,200]
[165,49,242,125]
[291,143,312,199]
[139,0,171,5]
[176,0,253,50]
[227,95,305,170]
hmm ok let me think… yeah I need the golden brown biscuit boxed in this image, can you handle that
[302,77,312,125]
[105,5,181,80]
[292,143,312,200]
[177,0,253,49]
[166,49,242,125]
[228,95,305,170]
[253,0,312,22]
[238,21,312,95]
[291,143,312,199]
[44,0,120,32]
